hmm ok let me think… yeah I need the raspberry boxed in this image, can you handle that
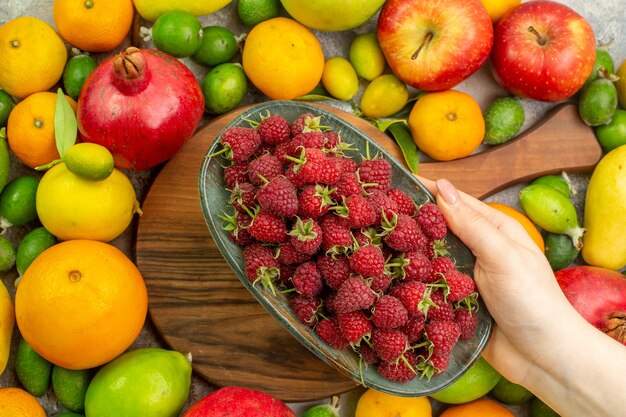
[229,182,257,213]
[425,320,461,354]
[224,164,249,188]
[284,163,307,189]
[324,131,340,150]
[316,318,349,350]
[290,112,318,136]
[428,256,456,283]
[256,176,298,218]
[248,154,283,185]
[389,281,431,316]
[319,157,341,184]
[415,202,448,240]
[286,148,330,185]
[372,295,409,329]
[358,158,392,193]
[377,351,418,383]
[291,261,323,297]
[330,156,358,174]
[419,350,450,379]
[331,172,363,201]
[278,264,295,287]
[243,243,279,292]
[290,295,321,327]
[218,126,261,163]
[274,141,294,164]
[334,276,375,314]
[350,245,385,277]
[337,194,376,229]
[427,291,455,322]
[401,314,426,343]
[357,343,380,365]
[337,311,372,345]
[258,114,290,145]
[291,131,327,149]
[401,251,432,282]
[387,189,416,216]
[366,190,399,225]
[371,328,409,362]
[229,213,253,246]
[276,242,311,265]
[382,213,427,252]
[442,270,476,301]
[297,184,333,219]
[289,217,322,255]
[323,292,337,315]
[370,272,392,293]
[455,308,479,340]
[320,214,352,255]
[317,255,351,290]
[247,210,287,243]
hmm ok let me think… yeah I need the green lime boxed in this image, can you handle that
[0,89,15,128]
[0,175,40,230]
[595,108,626,152]
[57,413,85,417]
[530,397,561,417]
[579,78,618,126]
[192,26,238,67]
[16,227,57,276]
[238,0,279,26]
[582,49,615,92]
[64,143,114,181]
[0,128,11,194]
[151,11,203,58]
[322,57,359,101]
[543,232,580,271]
[15,338,53,397]
[349,33,386,81]
[490,376,534,405]
[84,348,192,417]
[430,357,502,404]
[532,175,571,197]
[201,63,248,115]
[0,235,15,272]
[484,97,525,145]
[62,55,98,101]
[52,366,93,412]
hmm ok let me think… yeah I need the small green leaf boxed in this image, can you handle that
[387,94,423,119]
[387,122,419,174]
[54,88,77,159]
[295,84,337,102]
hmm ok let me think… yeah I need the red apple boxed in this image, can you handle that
[491,1,596,102]
[377,0,493,91]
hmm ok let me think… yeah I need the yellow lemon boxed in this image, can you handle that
[616,59,626,109]
[355,389,432,417]
[0,16,67,99]
[36,162,141,242]
[133,0,232,21]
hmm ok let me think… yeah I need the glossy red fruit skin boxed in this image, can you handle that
[182,386,295,417]
[490,1,595,102]
[77,47,205,170]
[555,266,626,345]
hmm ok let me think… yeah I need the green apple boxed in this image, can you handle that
[279,0,385,31]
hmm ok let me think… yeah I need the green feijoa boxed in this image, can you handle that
[0,89,15,128]
[15,338,53,397]
[531,175,571,197]
[302,403,340,417]
[192,26,238,67]
[238,0,279,27]
[595,108,626,152]
[578,78,618,126]
[0,175,40,230]
[543,232,580,271]
[519,183,584,249]
[16,227,57,276]
[52,366,93,412]
[484,97,525,145]
[151,10,203,58]
[349,33,385,81]
[0,235,15,272]
[490,376,534,405]
[63,55,98,101]
[581,49,615,91]
[201,63,248,115]
[530,397,561,417]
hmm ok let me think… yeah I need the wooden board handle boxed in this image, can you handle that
[418,103,603,199]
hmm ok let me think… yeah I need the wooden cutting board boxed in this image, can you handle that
[135,102,601,402]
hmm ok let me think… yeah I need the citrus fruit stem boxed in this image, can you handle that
[34,158,63,171]
[0,218,13,234]
[411,32,433,60]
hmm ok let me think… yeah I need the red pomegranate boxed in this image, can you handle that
[77,47,205,170]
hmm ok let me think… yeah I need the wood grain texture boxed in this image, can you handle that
[136,102,600,402]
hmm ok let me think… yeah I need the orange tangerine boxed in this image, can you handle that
[440,398,515,417]
[487,202,545,252]
[0,387,46,417]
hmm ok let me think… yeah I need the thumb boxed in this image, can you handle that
[435,179,509,260]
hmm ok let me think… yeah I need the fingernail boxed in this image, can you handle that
[436,179,459,205]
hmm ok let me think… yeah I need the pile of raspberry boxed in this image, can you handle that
[215,111,480,383]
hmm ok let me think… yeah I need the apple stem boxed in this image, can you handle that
[527,26,547,46]
[411,32,433,60]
